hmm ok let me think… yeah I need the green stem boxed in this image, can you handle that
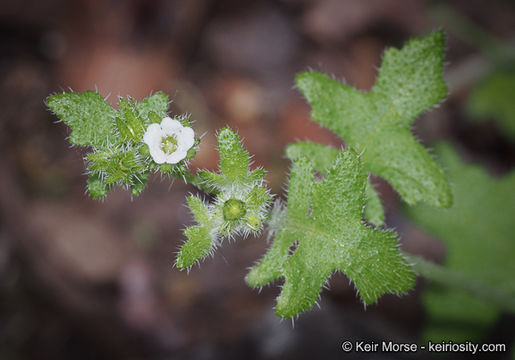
[404,253,515,314]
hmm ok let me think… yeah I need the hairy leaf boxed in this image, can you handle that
[135,92,169,120]
[130,171,150,196]
[286,142,384,226]
[405,143,515,342]
[218,127,251,182]
[87,172,112,199]
[365,182,385,227]
[46,91,117,147]
[247,151,415,317]
[88,148,146,185]
[117,98,146,142]
[198,127,266,190]
[295,31,452,209]
[176,196,216,268]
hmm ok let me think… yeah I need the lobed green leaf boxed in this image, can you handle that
[198,128,266,191]
[247,151,415,317]
[217,127,250,183]
[176,196,216,269]
[295,31,452,209]
[286,142,384,226]
[46,90,117,147]
[177,226,213,269]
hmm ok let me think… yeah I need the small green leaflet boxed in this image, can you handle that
[293,31,452,215]
[177,128,271,269]
[176,195,216,269]
[198,127,267,190]
[247,150,415,318]
[135,92,169,120]
[46,91,177,197]
[404,143,515,342]
[46,90,117,147]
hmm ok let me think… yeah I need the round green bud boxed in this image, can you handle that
[223,199,247,221]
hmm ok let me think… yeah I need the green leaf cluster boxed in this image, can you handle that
[246,150,415,317]
[46,91,193,197]
[288,30,452,226]
[241,31,456,317]
[176,128,271,269]
[404,143,515,342]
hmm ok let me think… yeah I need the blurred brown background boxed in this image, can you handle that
[0,0,514,359]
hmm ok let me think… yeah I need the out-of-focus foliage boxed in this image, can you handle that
[467,70,515,141]
[405,143,515,342]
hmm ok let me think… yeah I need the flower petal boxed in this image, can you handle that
[177,126,195,151]
[143,123,162,145]
[165,150,187,164]
[149,147,167,164]
[160,117,182,135]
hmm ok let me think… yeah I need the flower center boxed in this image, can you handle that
[160,135,178,154]
[223,199,247,221]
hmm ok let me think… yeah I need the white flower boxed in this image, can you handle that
[143,117,195,164]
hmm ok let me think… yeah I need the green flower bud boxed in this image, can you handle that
[223,199,247,221]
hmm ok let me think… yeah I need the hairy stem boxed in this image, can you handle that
[404,253,515,314]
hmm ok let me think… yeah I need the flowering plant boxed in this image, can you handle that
[46,30,515,328]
